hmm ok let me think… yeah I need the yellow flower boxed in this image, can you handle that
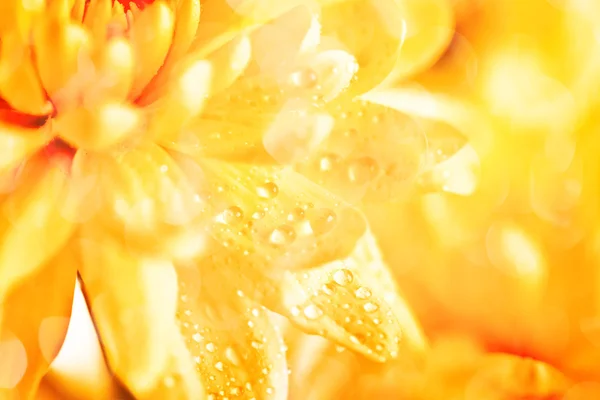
[0,0,457,399]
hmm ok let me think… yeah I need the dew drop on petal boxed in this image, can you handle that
[303,304,323,320]
[269,224,297,247]
[205,342,216,353]
[256,182,279,199]
[363,302,379,313]
[333,268,354,286]
[308,208,336,236]
[290,67,318,89]
[354,287,372,300]
[347,156,379,184]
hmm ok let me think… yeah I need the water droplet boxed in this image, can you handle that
[287,207,305,222]
[266,387,274,395]
[363,302,379,313]
[215,361,224,371]
[303,304,323,320]
[256,182,279,199]
[308,208,336,236]
[222,206,244,225]
[192,333,202,343]
[205,342,216,352]
[225,347,241,366]
[290,306,301,317]
[269,224,296,247]
[251,308,260,317]
[290,68,318,89]
[333,268,353,286]
[348,157,378,184]
[355,287,372,299]
[321,283,336,295]
[318,153,340,172]
[349,335,360,345]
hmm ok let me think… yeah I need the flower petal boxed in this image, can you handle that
[176,260,288,400]
[78,229,182,398]
[172,155,367,271]
[0,154,75,295]
[320,0,453,94]
[0,122,51,176]
[270,229,426,362]
[0,245,76,398]
[295,98,427,202]
[0,31,52,115]
[70,144,207,259]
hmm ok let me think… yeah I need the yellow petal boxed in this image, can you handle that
[175,157,367,271]
[0,244,76,399]
[71,145,206,259]
[82,0,112,41]
[0,32,52,115]
[129,1,175,99]
[0,155,75,295]
[83,37,135,106]
[138,0,201,101]
[177,262,288,400]
[33,19,92,110]
[272,230,426,362]
[78,229,180,398]
[295,99,427,203]
[321,0,453,94]
[55,104,140,151]
[0,122,52,175]
[146,59,213,143]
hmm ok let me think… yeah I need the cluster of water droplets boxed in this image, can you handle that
[288,264,401,361]
[175,281,285,400]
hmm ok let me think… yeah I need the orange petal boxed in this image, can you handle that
[0,32,52,115]
[0,155,75,295]
[78,229,187,398]
[0,122,52,176]
[177,262,289,400]
[0,245,76,399]
[270,230,426,362]
[128,1,175,99]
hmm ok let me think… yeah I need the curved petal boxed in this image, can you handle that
[171,154,367,271]
[70,145,207,259]
[269,229,426,362]
[0,154,75,295]
[320,0,454,95]
[295,98,428,203]
[78,228,197,398]
[0,245,76,398]
[176,260,288,400]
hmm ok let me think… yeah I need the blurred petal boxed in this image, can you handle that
[78,229,183,398]
[271,230,426,362]
[0,245,76,398]
[295,99,427,202]
[70,145,207,259]
[173,155,367,271]
[177,262,288,400]
[0,155,75,295]
[320,0,453,94]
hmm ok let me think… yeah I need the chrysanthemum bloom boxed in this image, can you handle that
[0,0,457,399]
[284,0,600,399]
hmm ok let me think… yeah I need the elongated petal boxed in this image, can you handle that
[129,1,175,99]
[0,155,75,295]
[322,0,453,94]
[295,99,427,202]
[138,0,201,101]
[0,245,76,399]
[147,60,213,143]
[270,230,426,362]
[33,19,92,110]
[71,145,207,259]
[0,32,52,116]
[177,261,288,400]
[78,229,180,398]
[172,155,367,271]
[0,122,52,175]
